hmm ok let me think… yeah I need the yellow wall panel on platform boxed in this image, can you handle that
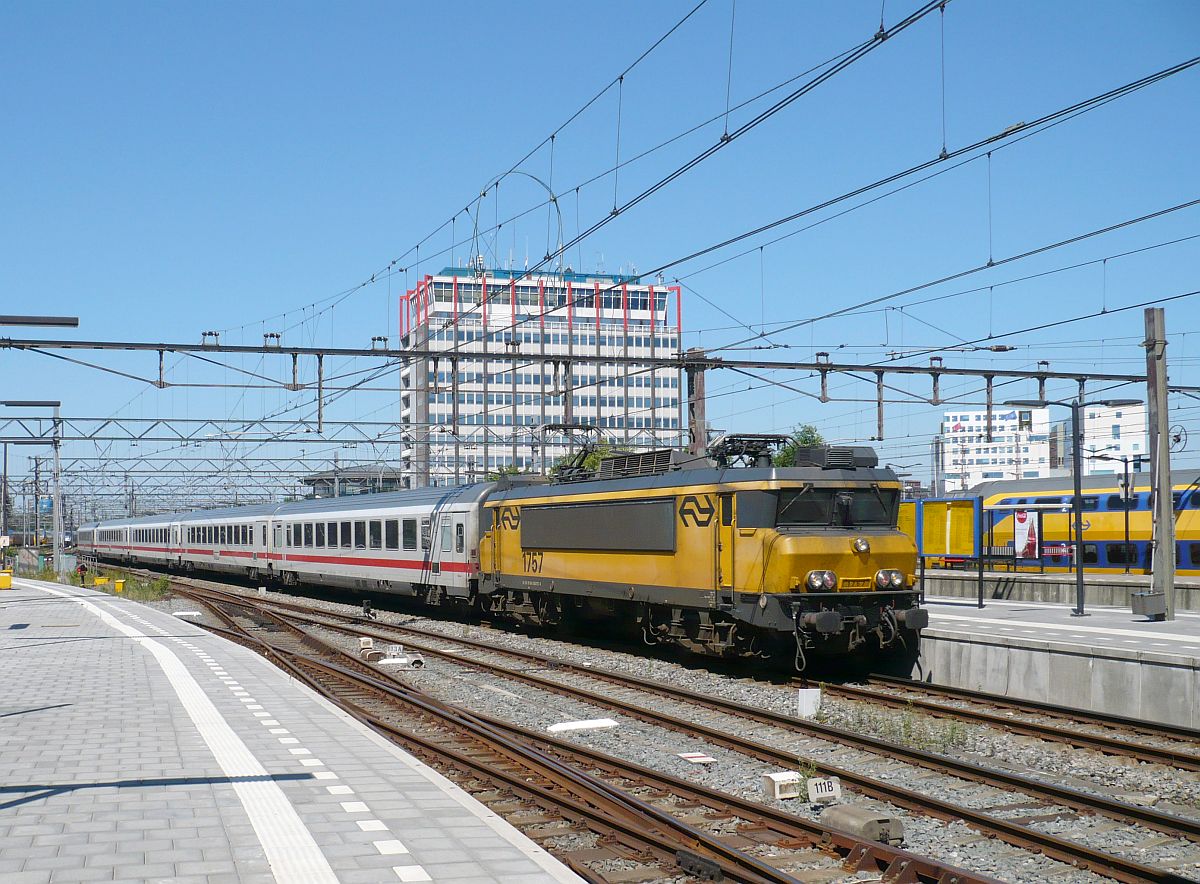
[915,500,978,556]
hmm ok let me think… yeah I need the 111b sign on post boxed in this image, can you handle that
[807,776,841,804]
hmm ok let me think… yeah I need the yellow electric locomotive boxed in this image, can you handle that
[479,435,926,670]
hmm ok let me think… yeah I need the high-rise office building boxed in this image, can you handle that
[399,265,684,486]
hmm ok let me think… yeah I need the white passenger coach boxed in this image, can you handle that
[76,483,499,601]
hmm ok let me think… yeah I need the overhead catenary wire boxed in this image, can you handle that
[431,2,947,353]
[462,55,1199,357]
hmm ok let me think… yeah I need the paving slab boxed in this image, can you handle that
[0,578,583,883]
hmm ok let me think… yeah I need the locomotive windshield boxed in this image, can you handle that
[776,486,898,527]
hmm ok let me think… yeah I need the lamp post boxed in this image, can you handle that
[1006,398,1141,616]
[1087,450,1139,574]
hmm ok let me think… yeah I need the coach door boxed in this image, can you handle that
[718,493,735,590]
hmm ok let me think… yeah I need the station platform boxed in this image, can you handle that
[915,596,1200,729]
[0,577,582,884]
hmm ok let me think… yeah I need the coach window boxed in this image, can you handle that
[261,526,266,546]
[385,520,399,551]
[315,523,325,548]
[326,522,338,548]
[285,525,292,547]
[455,522,464,554]
[1190,543,1200,565]
[304,523,314,547]
[341,521,352,549]
[1081,543,1099,565]
[402,519,417,551]
[354,521,366,549]
[440,523,452,553]
[218,526,225,545]
[1081,496,1099,512]
[1107,543,1137,565]
[369,521,382,550]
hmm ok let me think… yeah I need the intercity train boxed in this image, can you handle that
[939,471,1200,575]
[76,438,927,670]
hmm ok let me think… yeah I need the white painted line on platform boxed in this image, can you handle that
[930,611,1200,644]
[341,801,370,813]
[926,596,1200,619]
[358,820,388,832]
[313,771,339,780]
[279,737,300,745]
[31,582,339,884]
[326,785,354,795]
[299,758,324,767]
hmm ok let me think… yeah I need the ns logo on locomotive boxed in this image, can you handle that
[77,434,927,671]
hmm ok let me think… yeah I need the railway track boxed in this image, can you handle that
[163,578,1198,884]
[840,674,1200,759]
[184,585,988,884]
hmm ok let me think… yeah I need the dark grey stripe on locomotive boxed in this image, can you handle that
[522,499,676,551]
[508,573,715,610]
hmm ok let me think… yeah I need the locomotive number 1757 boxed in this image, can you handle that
[522,551,544,573]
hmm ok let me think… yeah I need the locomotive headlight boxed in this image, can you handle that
[876,569,905,589]
[805,570,837,591]
[852,537,871,554]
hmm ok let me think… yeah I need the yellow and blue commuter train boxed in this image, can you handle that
[948,471,1200,575]
[78,438,926,670]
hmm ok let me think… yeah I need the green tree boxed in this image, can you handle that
[774,424,826,467]
[550,441,615,477]
[486,463,526,481]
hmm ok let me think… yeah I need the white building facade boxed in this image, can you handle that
[399,266,685,486]
[1050,403,1148,475]
[937,404,1148,492]
[939,407,1052,491]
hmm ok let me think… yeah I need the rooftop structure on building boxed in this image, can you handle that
[399,265,685,487]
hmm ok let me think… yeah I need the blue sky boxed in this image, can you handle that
[2,0,1198,494]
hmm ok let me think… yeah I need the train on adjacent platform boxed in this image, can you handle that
[77,436,928,670]
[943,472,1200,575]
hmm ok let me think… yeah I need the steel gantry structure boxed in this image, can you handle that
[4,332,1198,522]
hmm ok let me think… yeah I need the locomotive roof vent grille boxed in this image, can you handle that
[595,448,681,479]
[791,446,879,469]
